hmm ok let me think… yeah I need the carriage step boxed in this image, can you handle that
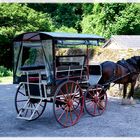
[17,99,43,120]
[19,107,36,110]
[17,116,32,121]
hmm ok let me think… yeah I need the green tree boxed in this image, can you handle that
[55,26,77,33]
[110,4,140,35]
[81,3,140,38]
[27,3,83,32]
[0,3,53,69]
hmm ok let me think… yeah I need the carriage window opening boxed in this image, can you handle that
[55,44,86,57]
[41,40,53,73]
[56,56,85,67]
[21,46,45,66]
[13,42,22,77]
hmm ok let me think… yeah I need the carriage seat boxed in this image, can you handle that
[20,65,45,71]
[56,55,86,79]
[88,64,102,85]
[19,65,47,83]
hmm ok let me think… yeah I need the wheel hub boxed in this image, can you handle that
[67,100,73,107]
[93,96,99,103]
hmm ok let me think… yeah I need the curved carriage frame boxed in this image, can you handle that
[13,32,107,127]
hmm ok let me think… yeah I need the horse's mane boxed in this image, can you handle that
[126,57,137,65]
[125,56,139,71]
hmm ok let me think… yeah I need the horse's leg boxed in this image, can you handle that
[123,83,128,99]
[122,83,129,105]
[127,81,136,105]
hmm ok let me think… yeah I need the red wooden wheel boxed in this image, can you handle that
[84,84,107,116]
[53,80,84,127]
[15,83,46,121]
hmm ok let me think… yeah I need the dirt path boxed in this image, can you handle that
[0,84,140,137]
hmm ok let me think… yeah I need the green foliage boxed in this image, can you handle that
[55,26,77,33]
[82,4,94,15]
[0,3,53,37]
[110,4,140,35]
[0,3,54,69]
[28,3,83,32]
[81,3,140,38]
[24,48,37,65]
[0,3,140,70]
[0,66,12,77]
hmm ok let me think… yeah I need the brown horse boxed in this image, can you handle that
[98,56,140,104]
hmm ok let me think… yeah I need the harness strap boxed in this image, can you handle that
[117,59,135,73]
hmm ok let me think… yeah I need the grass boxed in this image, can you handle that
[0,76,13,84]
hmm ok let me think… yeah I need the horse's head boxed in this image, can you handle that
[132,56,140,71]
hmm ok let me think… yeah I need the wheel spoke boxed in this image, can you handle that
[97,101,105,110]
[58,109,66,121]
[55,98,66,103]
[73,99,80,104]
[86,100,94,107]
[70,109,73,124]
[39,104,44,108]
[88,91,95,98]
[33,103,36,108]
[70,82,74,97]
[73,108,79,117]
[74,95,83,100]
[64,109,68,126]
[93,102,97,115]
[35,110,40,116]
[30,103,33,114]
[17,99,28,102]
[25,108,29,117]
[97,89,102,93]
[72,88,80,100]
[18,91,25,96]
[99,94,105,99]
[55,104,67,111]
[60,89,66,99]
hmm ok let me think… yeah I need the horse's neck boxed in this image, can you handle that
[126,58,139,72]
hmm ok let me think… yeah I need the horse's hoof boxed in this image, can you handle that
[130,97,136,105]
[121,98,136,105]
[121,99,131,105]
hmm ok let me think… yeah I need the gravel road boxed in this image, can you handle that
[0,84,140,137]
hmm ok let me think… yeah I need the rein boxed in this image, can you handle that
[103,72,131,87]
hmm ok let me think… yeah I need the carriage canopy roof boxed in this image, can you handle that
[13,32,105,42]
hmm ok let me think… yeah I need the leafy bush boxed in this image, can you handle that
[0,66,12,77]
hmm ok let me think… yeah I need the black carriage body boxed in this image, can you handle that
[13,32,105,86]
[13,32,108,126]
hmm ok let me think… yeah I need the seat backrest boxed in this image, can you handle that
[56,55,86,67]
[55,55,86,79]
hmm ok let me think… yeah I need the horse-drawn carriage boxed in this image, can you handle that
[13,32,107,127]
